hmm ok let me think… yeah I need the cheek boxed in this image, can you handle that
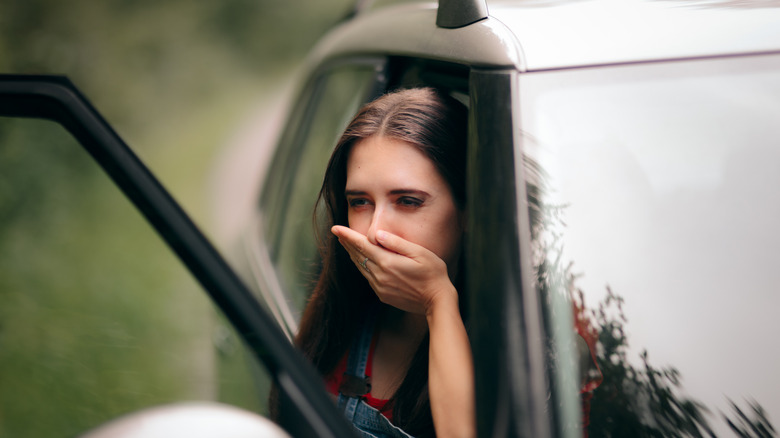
[347,211,365,233]
[437,227,464,265]
[419,210,464,263]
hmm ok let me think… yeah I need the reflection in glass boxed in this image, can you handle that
[264,65,379,333]
[522,54,780,436]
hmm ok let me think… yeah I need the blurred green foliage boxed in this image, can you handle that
[0,118,223,437]
[0,0,352,436]
[0,0,353,214]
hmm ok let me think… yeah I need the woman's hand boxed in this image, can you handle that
[331,225,457,315]
[332,224,476,438]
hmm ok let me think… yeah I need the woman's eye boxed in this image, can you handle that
[348,198,369,208]
[398,197,423,208]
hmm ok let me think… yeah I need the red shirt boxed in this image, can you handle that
[325,335,393,420]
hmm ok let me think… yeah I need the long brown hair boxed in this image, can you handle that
[291,87,467,437]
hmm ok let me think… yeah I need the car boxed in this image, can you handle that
[2,0,779,437]
[229,0,780,436]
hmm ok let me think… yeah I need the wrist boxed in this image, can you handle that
[425,283,460,320]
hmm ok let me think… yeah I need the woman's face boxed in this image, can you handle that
[345,136,464,274]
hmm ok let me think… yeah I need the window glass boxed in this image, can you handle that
[262,65,380,330]
[521,54,780,436]
[0,118,267,437]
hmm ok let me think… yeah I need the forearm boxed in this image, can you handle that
[426,290,476,438]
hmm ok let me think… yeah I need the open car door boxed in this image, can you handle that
[0,74,356,438]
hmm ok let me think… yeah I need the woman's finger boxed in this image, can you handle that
[332,226,377,258]
[332,225,380,273]
[375,230,426,260]
[332,225,363,249]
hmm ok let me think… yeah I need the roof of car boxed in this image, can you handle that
[308,0,780,72]
[491,0,780,70]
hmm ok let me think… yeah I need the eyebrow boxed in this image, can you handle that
[344,189,431,197]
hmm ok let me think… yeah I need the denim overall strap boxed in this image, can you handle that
[336,308,417,438]
[337,311,375,419]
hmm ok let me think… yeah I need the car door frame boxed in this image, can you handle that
[467,68,556,438]
[0,74,357,438]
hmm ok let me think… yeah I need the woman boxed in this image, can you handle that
[289,87,474,438]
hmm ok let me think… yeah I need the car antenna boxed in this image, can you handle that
[437,0,488,29]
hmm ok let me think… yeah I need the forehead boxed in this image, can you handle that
[345,136,443,185]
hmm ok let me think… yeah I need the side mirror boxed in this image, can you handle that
[80,402,292,438]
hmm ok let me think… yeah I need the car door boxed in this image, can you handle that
[518,53,780,437]
[0,75,355,438]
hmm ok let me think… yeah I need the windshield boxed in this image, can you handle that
[521,53,780,436]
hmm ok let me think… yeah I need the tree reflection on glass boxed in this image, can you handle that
[525,156,776,438]
[725,399,777,438]
[587,287,713,437]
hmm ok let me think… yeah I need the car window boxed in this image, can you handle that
[0,118,268,437]
[257,63,383,334]
[520,53,780,436]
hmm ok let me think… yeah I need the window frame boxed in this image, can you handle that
[249,57,389,337]
[467,68,556,438]
[0,74,358,438]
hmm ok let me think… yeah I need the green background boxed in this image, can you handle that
[0,1,352,436]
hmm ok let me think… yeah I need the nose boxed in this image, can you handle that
[366,205,385,245]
